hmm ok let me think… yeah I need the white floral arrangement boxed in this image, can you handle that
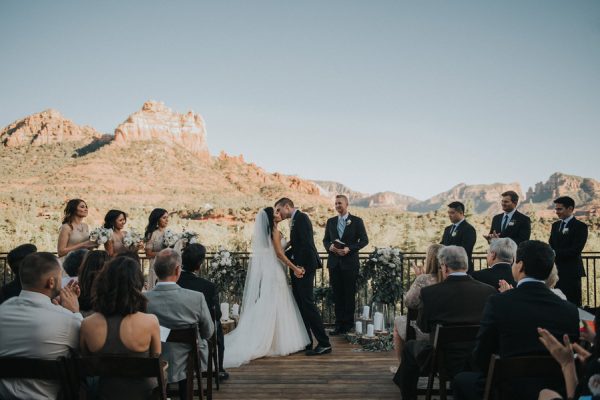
[359,247,404,305]
[123,229,143,248]
[207,246,246,300]
[163,229,181,248]
[180,230,199,245]
[89,227,113,245]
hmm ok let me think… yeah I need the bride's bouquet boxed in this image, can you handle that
[163,229,181,248]
[89,227,113,245]
[123,229,143,248]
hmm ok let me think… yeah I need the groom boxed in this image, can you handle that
[275,197,332,356]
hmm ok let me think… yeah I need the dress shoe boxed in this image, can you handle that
[304,343,313,351]
[218,370,230,381]
[306,345,332,356]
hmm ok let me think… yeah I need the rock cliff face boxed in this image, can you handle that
[0,109,100,147]
[408,182,523,214]
[312,180,368,202]
[353,191,419,210]
[113,101,210,160]
[526,172,600,207]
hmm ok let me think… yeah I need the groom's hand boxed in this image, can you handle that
[294,267,305,279]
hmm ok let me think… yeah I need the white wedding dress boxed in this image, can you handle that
[223,210,310,368]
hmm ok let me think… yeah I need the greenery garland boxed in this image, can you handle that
[345,333,394,352]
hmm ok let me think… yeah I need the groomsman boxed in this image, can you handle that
[440,201,477,274]
[484,190,531,245]
[549,196,588,306]
[323,195,369,335]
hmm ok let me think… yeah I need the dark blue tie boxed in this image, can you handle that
[501,215,509,232]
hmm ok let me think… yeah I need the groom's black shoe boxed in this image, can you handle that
[306,345,332,356]
[304,343,313,351]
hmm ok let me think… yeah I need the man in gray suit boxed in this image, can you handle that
[145,249,214,400]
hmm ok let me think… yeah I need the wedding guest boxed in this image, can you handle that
[440,201,477,274]
[179,243,229,381]
[393,246,496,399]
[103,209,129,256]
[323,194,369,335]
[452,240,580,400]
[0,243,37,304]
[498,263,568,301]
[0,252,82,399]
[484,191,531,245]
[391,244,443,367]
[80,256,161,400]
[145,249,213,400]
[78,250,110,315]
[549,196,588,306]
[57,199,97,263]
[144,208,169,289]
[61,248,87,287]
[472,238,517,290]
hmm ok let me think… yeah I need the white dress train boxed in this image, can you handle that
[223,211,310,368]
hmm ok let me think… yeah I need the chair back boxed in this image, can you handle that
[405,307,418,341]
[483,354,562,400]
[76,355,167,399]
[166,324,203,400]
[0,356,74,400]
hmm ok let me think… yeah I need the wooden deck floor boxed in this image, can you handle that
[211,336,400,400]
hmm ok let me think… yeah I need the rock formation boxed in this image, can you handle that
[526,172,600,207]
[114,101,210,160]
[1,109,100,147]
[352,191,419,210]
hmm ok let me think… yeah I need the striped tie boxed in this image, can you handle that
[338,217,345,238]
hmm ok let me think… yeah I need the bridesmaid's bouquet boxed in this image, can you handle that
[89,227,113,245]
[180,230,198,245]
[123,229,143,248]
[163,229,181,248]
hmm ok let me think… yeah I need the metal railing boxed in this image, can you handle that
[2,252,600,324]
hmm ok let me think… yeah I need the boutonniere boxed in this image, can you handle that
[346,219,352,226]
[508,220,515,227]
[451,231,457,237]
[562,227,569,235]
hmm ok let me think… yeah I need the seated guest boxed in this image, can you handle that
[179,243,229,381]
[452,240,580,400]
[392,244,444,367]
[546,264,567,300]
[393,246,496,400]
[0,243,37,304]
[61,248,88,287]
[0,252,82,399]
[77,250,110,315]
[472,238,517,290]
[145,249,214,400]
[80,256,161,400]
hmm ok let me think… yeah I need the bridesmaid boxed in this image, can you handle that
[144,208,169,289]
[103,209,128,257]
[57,199,97,264]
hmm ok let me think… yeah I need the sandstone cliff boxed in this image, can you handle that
[526,172,600,208]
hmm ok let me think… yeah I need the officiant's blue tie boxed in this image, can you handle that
[501,214,509,232]
[337,217,345,238]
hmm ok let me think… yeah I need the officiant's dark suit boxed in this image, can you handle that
[323,211,369,333]
[441,220,477,274]
[489,210,531,245]
[549,216,588,306]
[287,209,331,349]
[393,246,496,399]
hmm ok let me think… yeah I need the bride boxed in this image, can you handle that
[223,207,310,368]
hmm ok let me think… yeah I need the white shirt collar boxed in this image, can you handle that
[504,209,517,219]
[338,213,349,220]
[562,215,574,225]
[516,277,545,287]
[156,281,177,286]
[448,272,468,277]
[291,209,298,221]
[454,218,465,227]
[18,290,52,303]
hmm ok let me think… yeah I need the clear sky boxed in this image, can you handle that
[1,0,599,200]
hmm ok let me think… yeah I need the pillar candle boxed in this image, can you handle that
[362,305,370,319]
[232,303,240,316]
[355,321,363,334]
[366,324,375,337]
[220,302,229,321]
[373,312,384,331]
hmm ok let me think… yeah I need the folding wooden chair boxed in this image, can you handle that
[0,356,74,400]
[76,355,167,399]
[425,324,480,400]
[405,307,419,341]
[483,354,562,400]
[166,324,203,400]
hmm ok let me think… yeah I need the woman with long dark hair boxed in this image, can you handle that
[80,256,161,399]
[78,250,110,315]
[144,208,169,289]
[103,209,128,257]
[57,199,98,261]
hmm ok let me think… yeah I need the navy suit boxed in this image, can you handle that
[441,220,477,274]
[489,210,531,245]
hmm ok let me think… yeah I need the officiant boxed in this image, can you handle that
[323,195,369,335]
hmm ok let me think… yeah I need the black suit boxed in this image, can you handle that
[288,210,330,348]
[177,270,225,371]
[394,275,496,399]
[441,220,477,274]
[453,281,580,400]
[489,210,531,245]
[0,278,21,305]
[323,213,369,332]
[471,263,515,290]
[549,217,588,306]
